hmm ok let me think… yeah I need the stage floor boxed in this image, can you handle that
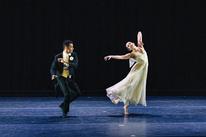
[0,96,206,137]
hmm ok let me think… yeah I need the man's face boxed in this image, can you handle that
[65,44,74,53]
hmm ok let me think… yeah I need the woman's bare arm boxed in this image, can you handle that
[104,53,135,61]
[137,31,144,48]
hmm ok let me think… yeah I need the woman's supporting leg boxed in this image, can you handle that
[123,101,129,115]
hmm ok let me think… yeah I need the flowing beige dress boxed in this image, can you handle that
[106,49,148,106]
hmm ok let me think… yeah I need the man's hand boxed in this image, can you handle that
[57,58,64,63]
[58,58,69,67]
[51,75,57,80]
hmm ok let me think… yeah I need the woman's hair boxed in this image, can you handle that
[126,42,136,48]
[126,42,132,47]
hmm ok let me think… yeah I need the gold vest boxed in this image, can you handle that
[62,69,69,78]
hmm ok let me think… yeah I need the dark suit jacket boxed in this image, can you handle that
[50,52,78,79]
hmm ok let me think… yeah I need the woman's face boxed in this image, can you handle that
[126,42,135,51]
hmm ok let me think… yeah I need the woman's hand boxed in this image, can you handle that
[104,56,112,61]
[137,31,142,44]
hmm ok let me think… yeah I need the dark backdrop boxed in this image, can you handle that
[0,0,206,96]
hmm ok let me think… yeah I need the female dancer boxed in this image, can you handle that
[104,31,148,115]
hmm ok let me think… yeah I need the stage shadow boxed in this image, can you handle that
[0,114,162,125]
[0,116,81,124]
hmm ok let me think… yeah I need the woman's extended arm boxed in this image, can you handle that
[104,52,134,61]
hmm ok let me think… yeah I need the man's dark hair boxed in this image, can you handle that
[63,40,73,48]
